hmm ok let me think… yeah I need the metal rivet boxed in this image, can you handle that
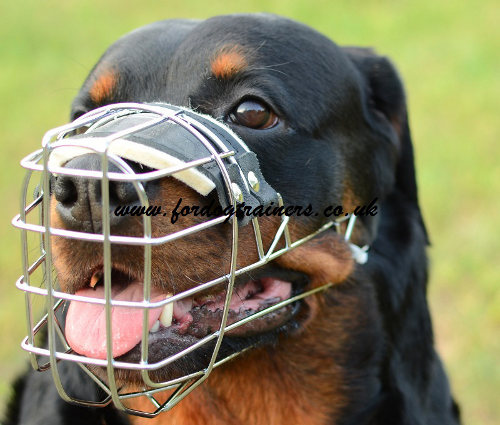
[231,183,244,202]
[247,171,260,192]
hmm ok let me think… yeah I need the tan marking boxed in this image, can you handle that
[211,46,247,79]
[89,70,116,104]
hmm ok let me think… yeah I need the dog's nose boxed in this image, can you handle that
[53,154,141,232]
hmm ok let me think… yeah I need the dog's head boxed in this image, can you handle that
[20,14,431,416]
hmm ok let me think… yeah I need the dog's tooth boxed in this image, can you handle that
[160,299,173,327]
[90,271,103,288]
[150,320,160,333]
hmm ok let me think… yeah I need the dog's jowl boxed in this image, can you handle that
[6,14,460,425]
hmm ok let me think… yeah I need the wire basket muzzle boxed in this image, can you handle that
[13,103,339,417]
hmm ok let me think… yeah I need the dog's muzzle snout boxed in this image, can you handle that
[54,154,143,231]
[12,102,368,417]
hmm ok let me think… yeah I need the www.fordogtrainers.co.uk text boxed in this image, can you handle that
[114,198,378,224]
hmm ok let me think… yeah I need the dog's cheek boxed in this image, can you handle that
[275,234,354,288]
[274,238,354,331]
[146,180,280,290]
[145,178,288,288]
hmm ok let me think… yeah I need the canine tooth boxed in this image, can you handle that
[160,296,173,327]
[90,271,103,288]
[150,320,160,333]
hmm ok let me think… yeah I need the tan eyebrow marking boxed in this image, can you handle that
[89,69,117,104]
[211,45,248,79]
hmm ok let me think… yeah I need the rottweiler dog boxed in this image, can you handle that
[5,14,460,425]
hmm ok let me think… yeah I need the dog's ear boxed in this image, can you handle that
[342,47,428,243]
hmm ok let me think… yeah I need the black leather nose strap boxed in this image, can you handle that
[59,103,279,226]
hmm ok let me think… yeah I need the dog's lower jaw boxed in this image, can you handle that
[126,287,383,425]
[127,345,342,425]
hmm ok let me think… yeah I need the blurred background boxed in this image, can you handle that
[0,0,498,423]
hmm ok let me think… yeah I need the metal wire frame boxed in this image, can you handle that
[12,103,359,417]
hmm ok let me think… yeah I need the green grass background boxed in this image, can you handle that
[1,0,498,423]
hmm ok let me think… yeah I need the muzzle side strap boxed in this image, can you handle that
[172,106,280,225]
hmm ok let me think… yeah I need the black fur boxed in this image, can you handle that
[5,14,460,424]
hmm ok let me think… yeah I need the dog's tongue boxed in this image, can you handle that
[65,282,164,360]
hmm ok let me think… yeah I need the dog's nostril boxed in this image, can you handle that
[54,155,143,207]
[54,176,78,206]
[110,181,139,205]
[54,174,139,208]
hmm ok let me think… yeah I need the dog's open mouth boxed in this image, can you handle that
[65,267,304,365]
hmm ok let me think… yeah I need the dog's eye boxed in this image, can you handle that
[229,100,278,129]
